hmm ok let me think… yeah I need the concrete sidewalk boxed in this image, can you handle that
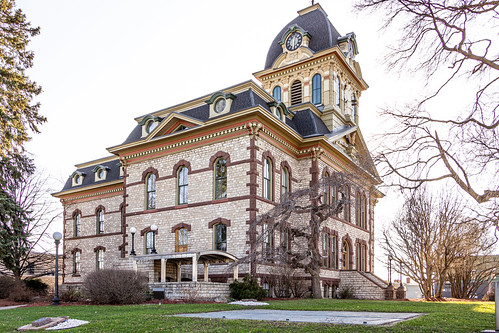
[0,305,26,310]
[174,309,424,326]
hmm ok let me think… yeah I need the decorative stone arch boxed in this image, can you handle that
[341,234,354,270]
[94,205,105,215]
[141,167,159,183]
[262,151,276,201]
[208,218,231,229]
[93,245,106,253]
[172,160,191,176]
[140,226,158,236]
[209,151,231,169]
[72,209,82,219]
[171,223,192,233]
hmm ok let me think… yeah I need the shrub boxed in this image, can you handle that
[229,275,267,300]
[24,278,48,295]
[83,269,148,304]
[8,283,33,302]
[61,288,83,302]
[0,276,16,299]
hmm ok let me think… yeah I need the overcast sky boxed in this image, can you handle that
[17,0,427,276]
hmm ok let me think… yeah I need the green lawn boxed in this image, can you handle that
[0,299,494,332]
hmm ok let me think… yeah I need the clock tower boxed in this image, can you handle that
[254,3,367,131]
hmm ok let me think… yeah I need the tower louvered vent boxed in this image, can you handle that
[290,80,302,105]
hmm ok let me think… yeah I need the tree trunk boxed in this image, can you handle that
[310,272,322,299]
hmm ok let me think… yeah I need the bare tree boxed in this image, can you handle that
[0,167,60,280]
[355,0,499,210]
[239,172,367,299]
[384,187,495,300]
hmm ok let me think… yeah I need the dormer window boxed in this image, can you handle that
[267,101,289,123]
[146,120,157,134]
[93,165,110,182]
[206,92,236,118]
[71,171,85,187]
[139,115,162,138]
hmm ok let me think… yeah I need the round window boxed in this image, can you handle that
[214,98,226,113]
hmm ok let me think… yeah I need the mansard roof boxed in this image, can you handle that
[59,157,122,192]
[264,4,342,69]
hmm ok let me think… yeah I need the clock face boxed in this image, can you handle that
[286,32,302,51]
[215,98,226,113]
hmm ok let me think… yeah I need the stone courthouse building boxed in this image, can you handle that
[53,3,389,299]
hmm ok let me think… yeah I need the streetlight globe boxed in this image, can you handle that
[130,227,137,234]
[151,224,158,231]
[53,232,62,241]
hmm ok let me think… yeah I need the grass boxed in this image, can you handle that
[0,299,494,332]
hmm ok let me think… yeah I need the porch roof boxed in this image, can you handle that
[132,250,238,264]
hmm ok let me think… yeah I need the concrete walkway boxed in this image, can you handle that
[174,309,424,326]
[0,305,26,310]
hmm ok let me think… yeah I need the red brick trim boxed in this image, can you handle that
[209,151,231,170]
[65,232,122,241]
[71,248,82,254]
[72,209,82,219]
[172,160,192,176]
[94,205,105,215]
[208,218,231,229]
[141,167,159,183]
[171,222,191,233]
[140,226,158,236]
[93,245,106,252]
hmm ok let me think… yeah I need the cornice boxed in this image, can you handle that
[52,179,123,199]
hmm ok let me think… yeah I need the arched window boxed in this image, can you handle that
[272,86,281,101]
[277,107,285,121]
[356,243,361,271]
[74,213,81,237]
[342,240,350,269]
[146,120,157,134]
[176,228,188,252]
[96,209,104,234]
[280,229,290,253]
[73,251,81,275]
[355,191,362,227]
[290,80,302,105]
[331,235,338,269]
[214,158,227,199]
[281,167,289,202]
[263,223,273,258]
[344,186,351,222]
[312,74,322,105]
[214,224,227,251]
[177,166,188,205]
[96,250,104,270]
[362,244,367,271]
[335,76,341,107]
[145,232,154,254]
[146,173,156,209]
[361,195,367,229]
[324,233,330,268]
[324,172,331,206]
[263,157,272,200]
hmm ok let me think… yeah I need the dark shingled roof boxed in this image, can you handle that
[61,159,122,192]
[290,108,330,137]
[264,7,341,69]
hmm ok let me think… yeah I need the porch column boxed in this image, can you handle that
[192,255,198,282]
[176,262,181,282]
[161,259,167,283]
[204,263,209,282]
[233,264,239,281]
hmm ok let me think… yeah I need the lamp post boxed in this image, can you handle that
[151,224,158,254]
[388,253,393,287]
[130,227,137,256]
[52,232,62,306]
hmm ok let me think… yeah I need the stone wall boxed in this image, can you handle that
[150,282,230,301]
[338,270,387,300]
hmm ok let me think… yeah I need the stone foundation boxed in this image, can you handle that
[149,282,230,301]
[338,270,388,300]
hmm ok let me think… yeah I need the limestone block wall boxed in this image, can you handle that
[150,282,230,301]
[63,193,124,284]
[338,270,386,300]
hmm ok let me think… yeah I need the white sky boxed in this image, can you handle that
[17,0,428,277]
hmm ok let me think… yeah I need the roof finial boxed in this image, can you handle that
[311,0,315,5]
